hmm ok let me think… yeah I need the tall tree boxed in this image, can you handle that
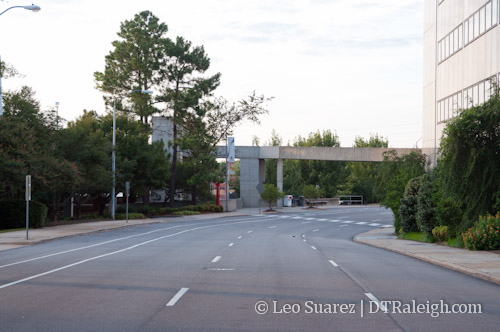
[159,36,221,207]
[94,11,167,124]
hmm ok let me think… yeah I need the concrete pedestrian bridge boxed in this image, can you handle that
[215,146,419,208]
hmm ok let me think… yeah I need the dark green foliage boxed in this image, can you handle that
[115,213,145,220]
[138,205,154,215]
[303,185,320,201]
[346,134,388,203]
[416,174,439,236]
[260,184,283,210]
[375,150,426,233]
[439,93,500,231]
[399,176,422,233]
[0,201,48,229]
[432,226,449,242]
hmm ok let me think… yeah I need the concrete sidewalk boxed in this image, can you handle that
[354,227,500,286]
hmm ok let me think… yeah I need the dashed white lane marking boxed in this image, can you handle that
[305,218,316,220]
[313,229,320,232]
[368,223,381,227]
[269,226,277,229]
[301,221,311,224]
[328,220,340,223]
[228,243,234,247]
[279,216,288,219]
[166,288,189,307]
[329,260,339,267]
[371,219,382,222]
[381,225,393,228]
[303,239,307,242]
[311,246,317,250]
[247,231,253,234]
[318,219,328,221]
[253,214,262,217]
[339,225,348,228]
[356,222,368,225]
[365,293,387,312]
[292,217,303,219]
[339,217,349,219]
[342,220,355,224]
[237,236,242,239]
[211,256,222,263]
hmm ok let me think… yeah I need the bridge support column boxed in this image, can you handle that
[240,158,266,208]
[277,159,283,208]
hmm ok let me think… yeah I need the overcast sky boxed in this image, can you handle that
[0,0,423,148]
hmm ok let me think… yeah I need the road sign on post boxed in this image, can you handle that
[25,175,31,240]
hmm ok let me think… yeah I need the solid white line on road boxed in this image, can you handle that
[0,216,270,270]
[339,225,348,228]
[311,246,317,250]
[313,229,320,232]
[371,219,382,222]
[381,225,393,228]
[368,223,381,227]
[329,260,339,267]
[247,231,253,234]
[342,220,355,224]
[228,243,234,247]
[268,226,277,229]
[0,218,271,290]
[365,293,387,312]
[237,236,243,239]
[211,256,222,263]
[356,222,368,225]
[166,288,189,307]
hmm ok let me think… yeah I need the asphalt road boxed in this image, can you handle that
[1,207,500,332]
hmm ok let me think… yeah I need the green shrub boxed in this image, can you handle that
[0,200,48,229]
[173,210,201,216]
[416,174,439,236]
[155,207,178,215]
[432,226,448,242]
[462,213,500,250]
[115,213,145,220]
[399,176,422,233]
[138,205,154,215]
[435,196,463,237]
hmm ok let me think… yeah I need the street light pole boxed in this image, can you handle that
[111,89,152,220]
[0,4,41,117]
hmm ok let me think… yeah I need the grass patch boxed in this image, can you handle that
[400,232,436,243]
[447,237,464,248]
[0,228,25,233]
[115,213,145,220]
[172,211,201,216]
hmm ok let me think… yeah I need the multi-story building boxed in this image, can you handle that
[423,0,499,166]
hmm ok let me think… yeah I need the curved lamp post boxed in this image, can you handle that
[111,89,153,220]
[0,4,41,117]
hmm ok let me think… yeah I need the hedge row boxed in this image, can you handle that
[0,201,48,230]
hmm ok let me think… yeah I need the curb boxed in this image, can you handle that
[353,228,500,287]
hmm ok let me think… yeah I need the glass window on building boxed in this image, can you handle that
[463,90,469,109]
[458,24,463,49]
[469,16,475,40]
[473,85,479,106]
[453,29,458,52]
[452,94,458,117]
[445,35,450,58]
[438,102,442,123]
[480,6,486,34]
[464,20,470,44]
[485,79,492,101]
[486,2,492,30]
[458,91,462,112]
[493,0,498,26]
[444,98,449,120]
[474,12,480,38]
[468,87,473,108]
[479,82,485,104]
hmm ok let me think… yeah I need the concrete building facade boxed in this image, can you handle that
[423,0,500,166]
